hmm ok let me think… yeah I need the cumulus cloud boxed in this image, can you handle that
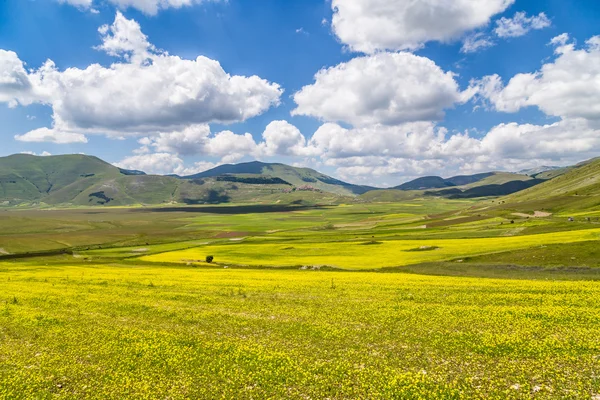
[476,35,600,123]
[115,152,218,175]
[21,151,53,157]
[301,118,600,183]
[1,12,282,143]
[0,50,35,107]
[494,12,551,38]
[258,120,314,157]
[57,0,221,15]
[330,0,514,53]
[293,52,473,127]
[15,127,88,144]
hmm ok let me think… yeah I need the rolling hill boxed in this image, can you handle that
[184,161,374,195]
[505,157,600,204]
[0,155,361,207]
[394,172,533,191]
[2,154,598,208]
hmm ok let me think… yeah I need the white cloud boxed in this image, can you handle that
[96,11,154,64]
[14,127,88,144]
[477,35,600,123]
[494,12,551,38]
[115,153,185,175]
[258,120,313,157]
[140,124,257,162]
[293,52,473,127]
[0,50,35,107]
[461,32,495,54]
[302,118,600,183]
[57,0,93,8]
[57,0,221,15]
[21,151,52,157]
[115,152,218,176]
[0,12,282,144]
[330,0,514,53]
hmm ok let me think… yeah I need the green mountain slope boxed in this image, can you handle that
[394,172,533,191]
[184,161,374,195]
[0,154,122,205]
[505,158,600,204]
[0,155,355,207]
[394,176,454,190]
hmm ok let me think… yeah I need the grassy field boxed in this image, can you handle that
[3,261,600,399]
[2,199,600,398]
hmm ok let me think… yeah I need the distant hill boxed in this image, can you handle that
[394,176,455,190]
[504,158,600,204]
[184,161,374,196]
[394,172,534,191]
[518,166,561,176]
[0,155,358,207]
[2,154,598,208]
[429,179,545,199]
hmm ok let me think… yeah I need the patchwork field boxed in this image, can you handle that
[2,199,600,398]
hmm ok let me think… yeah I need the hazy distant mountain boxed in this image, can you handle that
[518,166,562,176]
[394,172,529,191]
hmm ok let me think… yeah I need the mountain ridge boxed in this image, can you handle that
[1,153,597,207]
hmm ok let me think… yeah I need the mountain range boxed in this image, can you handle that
[0,153,596,207]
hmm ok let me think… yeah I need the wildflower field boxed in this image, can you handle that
[2,262,600,399]
[1,200,600,398]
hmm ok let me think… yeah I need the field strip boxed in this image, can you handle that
[141,228,600,270]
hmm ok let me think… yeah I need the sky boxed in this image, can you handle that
[0,0,599,186]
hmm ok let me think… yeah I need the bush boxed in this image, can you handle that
[206,255,214,263]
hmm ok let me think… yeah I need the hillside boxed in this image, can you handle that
[394,176,454,190]
[0,155,355,207]
[184,161,374,196]
[394,172,533,191]
[0,154,122,205]
[504,158,600,204]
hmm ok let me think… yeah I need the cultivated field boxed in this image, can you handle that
[2,199,600,398]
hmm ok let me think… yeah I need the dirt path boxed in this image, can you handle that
[512,211,552,218]
[0,248,8,255]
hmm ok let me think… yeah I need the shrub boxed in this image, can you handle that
[206,255,214,263]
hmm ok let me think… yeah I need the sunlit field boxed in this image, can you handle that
[2,201,600,398]
[3,262,600,399]
[141,228,600,269]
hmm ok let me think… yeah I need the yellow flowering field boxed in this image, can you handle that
[142,228,600,269]
[2,262,600,399]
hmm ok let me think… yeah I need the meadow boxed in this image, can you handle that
[2,199,600,398]
[3,261,600,399]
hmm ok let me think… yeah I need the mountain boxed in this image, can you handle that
[394,176,455,190]
[184,161,374,196]
[518,166,562,176]
[504,157,600,205]
[0,155,362,207]
[394,172,534,191]
[429,179,545,199]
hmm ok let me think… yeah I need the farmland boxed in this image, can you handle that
[2,198,600,398]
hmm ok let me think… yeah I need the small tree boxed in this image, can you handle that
[206,255,214,263]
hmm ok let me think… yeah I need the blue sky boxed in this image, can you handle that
[1,0,599,186]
